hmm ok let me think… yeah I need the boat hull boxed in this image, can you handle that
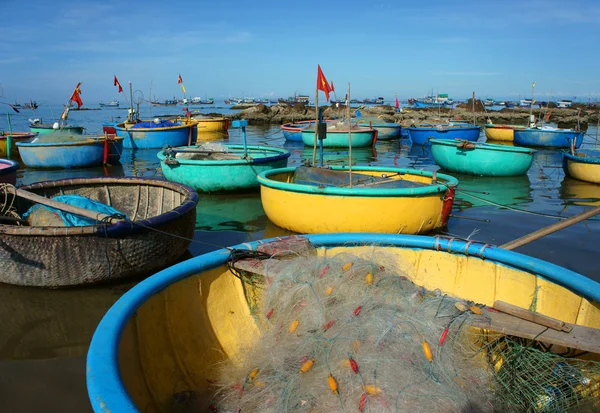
[281,121,314,142]
[514,128,584,149]
[0,159,19,185]
[430,139,535,176]
[0,177,198,287]
[258,166,457,234]
[407,125,481,145]
[16,137,124,168]
[484,124,525,142]
[115,123,192,149]
[301,128,376,147]
[562,150,600,184]
[193,117,229,133]
[158,145,290,192]
[0,132,37,157]
[29,125,85,135]
[86,233,600,413]
[367,123,402,140]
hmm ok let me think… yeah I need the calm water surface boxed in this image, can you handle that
[1,105,599,412]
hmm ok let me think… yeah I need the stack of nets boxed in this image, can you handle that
[198,247,600,413]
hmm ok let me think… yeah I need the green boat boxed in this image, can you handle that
[158,144,290,193]
[29,123,85,135]
[301,124,376,148]
[430,138,535,176]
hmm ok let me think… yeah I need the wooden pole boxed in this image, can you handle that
[10,188,125,224]
[501,205,600,250]
[6,113,13,159]
[312,86,319,166]
[596,111,599,148]
[493,300,572,332]
[471,91,475,124]
[348,82,352,188]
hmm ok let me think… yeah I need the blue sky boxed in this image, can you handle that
[1,0,599,104]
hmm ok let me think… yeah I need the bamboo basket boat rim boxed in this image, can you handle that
[563,149,600,165]
[0,177,198,237]
[114,122,191,132]
[85,233,600,413]
[429,138,536,154]
[0,132,38,139]
[408,124,480,131]
[29,124,84,129]
[158,144,290,166]
[258,166,457,197]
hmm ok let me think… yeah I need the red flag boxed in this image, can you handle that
[395,96,400,109]
[70,82,83,108]
[114,75,123,93]
[178,74,183,84]
[330,81,335,92]
[316,65,332,101]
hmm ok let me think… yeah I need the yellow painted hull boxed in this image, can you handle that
[113,242,600,413]
[564,158,600,184]
[195,117,228,133]
[0,135,36,157]
[484,125,522,142]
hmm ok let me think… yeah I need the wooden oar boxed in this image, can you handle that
[501,205,600,250]
[8,188,125,224]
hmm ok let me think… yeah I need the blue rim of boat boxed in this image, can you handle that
[85,233,600,413]
[16,136,124,147]
[257,166,457,196]
[114,123,189,132]
[157,145,290,165]
[20,177,198,237]
[359,123,401,128]
[563,150,600,165]
[408,125,480,131]
[0,159,20,173]
[429,139,536,154]
[29,124,84,130]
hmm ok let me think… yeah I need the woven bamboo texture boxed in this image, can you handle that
[0,177,197,288]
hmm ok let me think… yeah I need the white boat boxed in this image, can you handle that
[557,99,573,108]
[519,99,533,108]
[99,99,119,107]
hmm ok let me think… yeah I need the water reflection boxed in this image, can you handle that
[17,163,125,186]
[195,193,266,232]
[299,146,378,165]
[559,177,600,207]
[452,173,533,209]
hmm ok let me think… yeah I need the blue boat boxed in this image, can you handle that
[430,139,535,176]
[158,144,290,192]
[16,134,123,168]
[0,158,19,185]
[407,123,481,145]
[281,121,315,142]
[513,127,584,149]
[115,120,193,149]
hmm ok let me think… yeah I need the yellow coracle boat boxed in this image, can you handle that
[484,124,526,142]
[257,166,457,234]
[177,116,229,142]
[0,132,37,157]
[86,234,600,413]
[563,149,600,184]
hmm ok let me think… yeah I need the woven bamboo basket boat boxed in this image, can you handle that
[0,177,198,288]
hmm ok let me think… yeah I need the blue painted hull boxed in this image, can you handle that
[115,123,192,149]
[430,139,535,176]
[412,101,452,108]
[407,125,481,145]
[158,144,290,192]
[282,129,303,141]
[513,128,584,149]
[281,121,315,142]
[16,139,123,169]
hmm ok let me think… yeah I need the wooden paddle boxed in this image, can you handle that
[6,187,125,225]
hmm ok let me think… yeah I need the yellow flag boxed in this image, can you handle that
[181,84,186,93]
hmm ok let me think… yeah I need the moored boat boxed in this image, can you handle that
[430,139,535,176]
[158,144,290,193]
[301,123,377,148]
[258,166,456,234]
[484,124,527,142]
[29,122,85,135]
[562,148,600,184]
[358,122,401,140]
[99,100,119,107]
[16,134,124,168]
[114,120,193,149]
[0,159,19,185]
[281,120,315,142]
[0,132,37,157]
[0,177,197,287]
[191,115,229,133]
[86,233,600,413]
[407,123,481,145]
[513,127,584,149]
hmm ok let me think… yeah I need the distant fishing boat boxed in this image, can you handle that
[0,177,197,287]
[16,133,124,168]
[158,144,290,193]
[150,98,177,107]
[484,124,527,142]
[301,123,377,148]
[99,100,119,107]
[0,132,37,157]
[430,139,535,176]
[513,126,584,149]
[410,93,454,108]
[407,123,481,145]
[562,148,600,184]
[519,99,533,108]
[0,159,19,185]
[114,120,192,149]
[557,99,574,108]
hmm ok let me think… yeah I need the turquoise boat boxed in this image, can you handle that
[301,124,377,148]
[29,123,85,135]
[407,123,481,145]
[562,148,600,184]
[430,139,535,176]
[513,127,584,149]
[115,120,193,149]
[158,144,290,193]
[281,121,315,142]
[361,123,402,140]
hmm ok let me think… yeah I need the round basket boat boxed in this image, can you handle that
[86,233,600,413]
[0,158,19,185]
[0,177,198,287]
[484,124,526,142]
[0,132,37,157]
[407,123,481,145]
[258,166,457,234]
[562,149,600,184]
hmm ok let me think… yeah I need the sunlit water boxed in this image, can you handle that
[1,104,599,412]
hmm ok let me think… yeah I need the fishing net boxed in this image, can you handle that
[180,242,600,412]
